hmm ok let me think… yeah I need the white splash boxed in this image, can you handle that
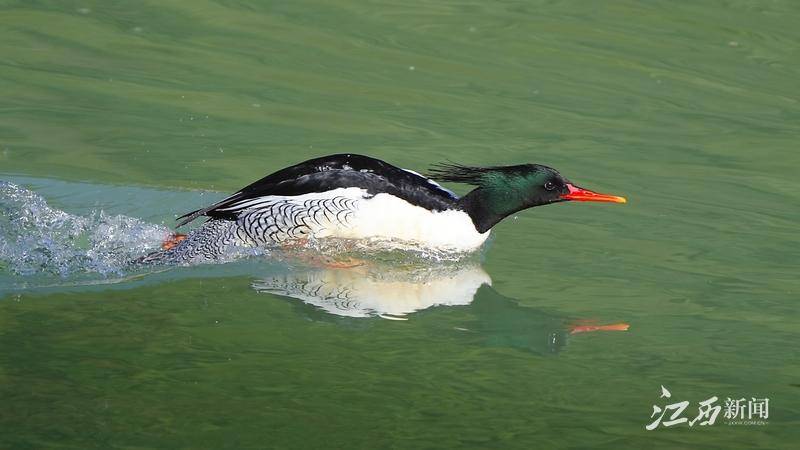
[0,181,171,277]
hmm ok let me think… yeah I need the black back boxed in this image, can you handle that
[176,154,460,227]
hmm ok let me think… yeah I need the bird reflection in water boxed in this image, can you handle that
[252,258,628,355]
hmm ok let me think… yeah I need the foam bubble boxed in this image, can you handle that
[0,181,171,278]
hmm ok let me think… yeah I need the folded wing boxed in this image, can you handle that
[176,154,459,227]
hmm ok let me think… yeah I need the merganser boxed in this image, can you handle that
[145,153,626,263]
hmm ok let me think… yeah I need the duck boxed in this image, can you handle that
[145,153,626,263]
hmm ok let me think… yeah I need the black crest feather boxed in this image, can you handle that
[425,163,497,186]
[426,162,543,186]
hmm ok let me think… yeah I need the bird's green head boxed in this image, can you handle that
[427,162,626,232]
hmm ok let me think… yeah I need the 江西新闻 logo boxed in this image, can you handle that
[646,385,769,430]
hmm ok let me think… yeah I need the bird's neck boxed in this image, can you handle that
[458,187,528,233]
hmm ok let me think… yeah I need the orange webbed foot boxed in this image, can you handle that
[161,233,187,250]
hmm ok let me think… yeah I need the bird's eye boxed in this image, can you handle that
[544,181,556,191]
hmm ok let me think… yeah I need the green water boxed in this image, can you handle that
[2,0,799,448]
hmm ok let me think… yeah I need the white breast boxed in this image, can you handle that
[235,187,489,252]
[335,192,490,252]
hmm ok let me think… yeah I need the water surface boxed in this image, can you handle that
[1,1,799,449]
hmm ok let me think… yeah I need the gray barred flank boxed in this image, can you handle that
[141,195,359,263]
[240,195,357,245]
